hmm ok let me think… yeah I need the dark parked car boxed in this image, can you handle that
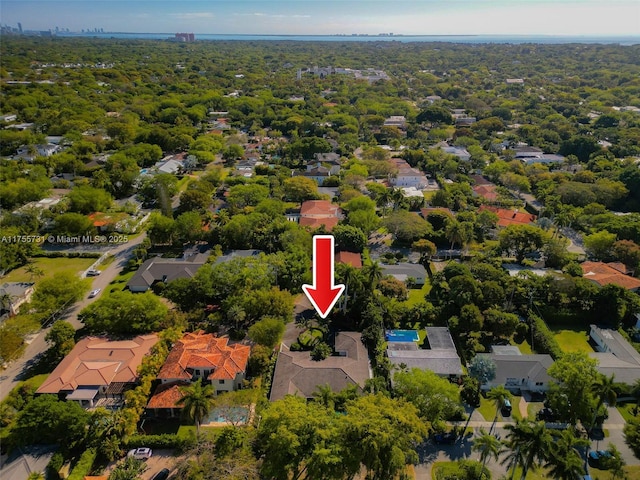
[501,399,512,417]
[433,432,457,444]
[151,468,170,480]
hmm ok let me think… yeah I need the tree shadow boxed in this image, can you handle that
[17,348,58,380]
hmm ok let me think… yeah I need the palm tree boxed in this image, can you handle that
[337,263,362,313]
[503,420,553,480]
[312,384,336,411]
[377,189,393,213]
[486,385,512,433]
[27,473,45,480]
[177,379,215,440]
[362,260,384,292]
[25,264,44,282]
[545,429,589,480]
[472,428,503,476]
[590,373,619,433]
[391,188,407,211]
[445,218,466,252]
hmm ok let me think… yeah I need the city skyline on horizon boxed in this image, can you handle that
[2,0,639,37]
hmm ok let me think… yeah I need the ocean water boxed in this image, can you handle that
[56,33,640,45]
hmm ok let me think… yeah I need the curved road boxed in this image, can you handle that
[0,233,147,401]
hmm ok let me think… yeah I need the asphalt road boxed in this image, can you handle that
[0,233,147,401]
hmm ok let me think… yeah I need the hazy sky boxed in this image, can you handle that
[2,0,639,36]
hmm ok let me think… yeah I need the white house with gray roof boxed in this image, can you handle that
[381,263,427,285]
[478,346,554,393]
[590,324,640,385]
[387,327,463,380]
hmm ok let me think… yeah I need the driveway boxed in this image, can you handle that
[0,233,147,401]
[102,449,181,480]
[590,406,637,467]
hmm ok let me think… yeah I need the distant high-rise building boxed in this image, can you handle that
[175,32,195,42]
[17,22,22,33]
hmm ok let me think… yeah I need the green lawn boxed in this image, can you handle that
[108,269,136,292]
[2,257,96,284]
[553,329,593,354]
[617,402,639,423]
[513,338,533,354]
[588,466,640,480]
[478,394,523,422]
[527,402,544,420]
[405,281,431,306]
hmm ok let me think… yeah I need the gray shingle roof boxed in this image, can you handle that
[425,327,456,350]
[387,328,463,376]
[483,354,553,385]
[127,251,210,290]
[381,263,426,278]
[269,332,371,401]
[388,349,464,376]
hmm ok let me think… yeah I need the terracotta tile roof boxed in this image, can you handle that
[607,262,632,275]
[473,185,499,201]
[336,251,362,268]
[36,334,159,394]
[299,200,341,231]
[146,381,190,409]
[480,206,536,227]
[300,200,340,216]
[581,261,619,276]
[299,216,339,231]
[157,331,250,382]
[582,261,640,290]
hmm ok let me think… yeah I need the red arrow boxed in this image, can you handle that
[302,235,345,319]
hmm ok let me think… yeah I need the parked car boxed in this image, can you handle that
[588,450,612,467]
[88,288,101,298]
[433,432,457,444]
[127,447,153,460]
[86,269,101,276]
[501,399,512,417]
[151,468,170,480]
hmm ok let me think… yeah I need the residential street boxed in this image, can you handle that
[0,233,147,401]
[413,405,638,479]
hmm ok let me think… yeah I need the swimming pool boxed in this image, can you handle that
[204,406,249,425]
[385,329,419,342]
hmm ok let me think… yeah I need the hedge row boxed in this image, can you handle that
[67,448,97,480]
[32,251,102,258]
[530,313,562,359]
[125,433,196,452]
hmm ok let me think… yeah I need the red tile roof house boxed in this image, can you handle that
[36,334,159,409]
[298,200,342,232]
[472,184,500,202]
[582,261,640,292]
[479,205,537,227]
[336,251,363,269]
[146,331,251,418]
